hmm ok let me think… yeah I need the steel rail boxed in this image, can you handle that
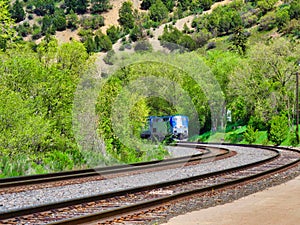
[0,145,280,221]
[49,146,300,225]
[0,145,227,189]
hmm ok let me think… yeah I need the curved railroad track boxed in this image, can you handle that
[0,143,299,225]
[0,145,230,195]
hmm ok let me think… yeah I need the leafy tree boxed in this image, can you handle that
[91,0,111,13]
[11,0,25,22]
[149,0,169,22]
[42,15,56,35]
[118,1,134,32]
[53,11,67,31]
[94,31,112,52]
[0,0,16,49]
[258,11,277,31]
[32,24,42,39]
[289,0,300,19]
[244,125,258,144]
[228,38,300,127]
[229,26,249,55]
[66,9,79,30]
[33,0,55,16]
[106,25,122,43]
[200,0,213,11]
[268,114,288,145]
[257,0,277,13]
[65,0,88,14]
[276,5,290,30]
[141,0,155,10]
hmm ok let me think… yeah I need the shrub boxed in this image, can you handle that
[244,125,258,144]
[268,114,288,146]
[107,25,122,44]
[134,40,153,52]
[258,12,277,31]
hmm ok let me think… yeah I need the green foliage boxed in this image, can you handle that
[228,38,300,128]
[149,0,169,22]
[95,31,113,52]
[268,114,289,145]
[193,1,243,36]
[229,26,249,55]
[43,150,74,171]
[66,9,79,30]
[275,5,290,30]
[33,0,55,16]
[80,15,104,30]
[0,154,31,177]
[134,40,153,52]
[0,40,90,177]
[244,125,258,143]
[118,1,134,32]
[11,0,25,22]
[258,11,277,31]
[91,0,112,13]
[159,25,197,51]
[65,0,88,14]
[106,25,122,44]
[0,0,16,48]
[257,0,277,13]
[289,0,300,19]
[53,11,67,31]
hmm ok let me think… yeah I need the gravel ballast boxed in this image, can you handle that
[0,145,277,212]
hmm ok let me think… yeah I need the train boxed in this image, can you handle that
[140,115,188,141]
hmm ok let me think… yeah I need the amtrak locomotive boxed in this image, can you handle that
[141,115,188,141]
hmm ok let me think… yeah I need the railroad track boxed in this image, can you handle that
[0,144,299,225]
[0,145,229,192]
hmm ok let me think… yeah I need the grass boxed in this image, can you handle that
[191,125,299,147]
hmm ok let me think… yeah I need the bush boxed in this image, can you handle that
[134,40,153,52]
[268,114,288,146]
[107,25,122,44]
[244,125,258,144]
[258,12,277,31]
[103,50,116,65]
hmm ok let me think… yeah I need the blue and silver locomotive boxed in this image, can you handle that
[141,115,188,141]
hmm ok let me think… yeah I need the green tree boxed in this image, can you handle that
[94,31,112,52]
[289,0,300,19]
[228,38,300,128]
[141,0,155,10]
[53,12,67,31]
[106,25,122,43]
[244,125,257,144]
[257,0,277,13]
[276,5,290,30]
[0,0,16,50]
[66,9,79,30]
[149,0,169,22]
[33,0,55,16]
[11,0,25,22]
[229,26,249,55]
[91,0,111,13]
[200,0,213,11]
[65,0,88,14]
[118,1,134,32]
[268,114,288,145]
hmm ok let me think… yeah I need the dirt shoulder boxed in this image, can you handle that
[161,175,300,225]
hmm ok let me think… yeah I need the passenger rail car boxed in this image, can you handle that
[141,115,188,141]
